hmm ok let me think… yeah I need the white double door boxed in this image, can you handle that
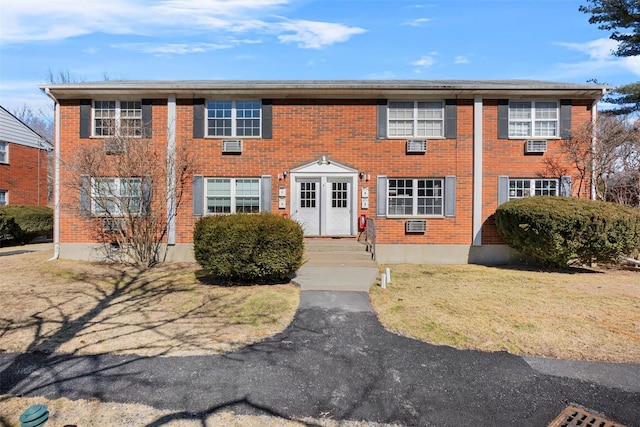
[294,176,354,236]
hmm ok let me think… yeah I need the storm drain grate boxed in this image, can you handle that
[548,405,626,427]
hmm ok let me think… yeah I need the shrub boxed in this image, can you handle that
[0,205,53,244]
[193,213,304,283]
[495,197,640,267]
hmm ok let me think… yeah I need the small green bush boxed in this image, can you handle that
[193,213,304,284]
[495,197,640,267]
[0,205,53,244]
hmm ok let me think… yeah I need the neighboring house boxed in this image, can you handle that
[0,106,52,206]
[40,80,607,264]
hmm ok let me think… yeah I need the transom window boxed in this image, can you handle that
[509,101,558,138]
[92,177,144,216]
[388,178,444,216]
[206,100,261,137]
[206,178,260,214]
[508,178,558,200]
[0,190,7,205]
[388,101,444,138]
[94,101,142,137]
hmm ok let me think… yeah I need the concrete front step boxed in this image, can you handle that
[303,238,376,267]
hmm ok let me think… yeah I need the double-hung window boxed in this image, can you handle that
[388,178,444,216]
[508,178,558,200]
[388,101,444,138]
[94,101,142,137]
[0,141,7,163]
[0,190,7,205]
[206,178,260,214]
[206,101,261,137]
[92,177,144,216]
[508,101,558,138]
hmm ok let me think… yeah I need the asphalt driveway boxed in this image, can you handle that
[1,290,638,426]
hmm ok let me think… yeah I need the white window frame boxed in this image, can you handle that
[0,141,8,164]
[91,177,144,216]
[387,178,444,217]
[205,177,261,214]
[0,190,7,205]
[388,101,445,138]
[508,101,559,138]
[93,100,143,138]
[206,100,262,138]
[508,178,559,200]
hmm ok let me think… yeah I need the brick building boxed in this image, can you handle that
[0,106,51,206]
[41,80,606,263]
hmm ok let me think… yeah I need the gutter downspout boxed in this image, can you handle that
[591,99,598,201]
[44,88,60,260]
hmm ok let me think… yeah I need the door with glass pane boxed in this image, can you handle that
[326,179,351,235]
[295,179,320,235]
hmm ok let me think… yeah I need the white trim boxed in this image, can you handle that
[473,96,483,246]
[289,157,358,236]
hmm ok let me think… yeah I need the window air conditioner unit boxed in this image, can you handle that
[222,139,243,153]
[102,217,125,233]
[104,139,125,155]
[405,219,427,233]
[406,139,427,153]
[525,140,547,153]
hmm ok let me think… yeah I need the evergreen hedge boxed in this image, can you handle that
[193,213,304,284]
[0,205,53,244]
[495,197,640,267]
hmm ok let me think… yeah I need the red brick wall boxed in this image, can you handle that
[0,142,49,206]
[57,97,593,247]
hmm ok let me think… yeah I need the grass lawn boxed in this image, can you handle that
[0,250,299,357]
[370,263,640,363]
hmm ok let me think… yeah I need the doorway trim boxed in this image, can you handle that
[289,156,358,236]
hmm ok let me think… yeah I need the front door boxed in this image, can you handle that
[326,179,351,235]
[296,179,321,235]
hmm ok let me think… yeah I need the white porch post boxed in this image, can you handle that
[472,96,483,246]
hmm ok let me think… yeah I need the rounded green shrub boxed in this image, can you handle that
[0,205,53,244]
[193,213,304,284]
[495,197,640,267]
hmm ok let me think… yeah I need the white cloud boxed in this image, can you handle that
[556,38,640,79]
[113,42,235,56]
[404,18,431,27]
[412,54,437,68]
[1,0,366,50]
[454,56,469,64]
[278,20,367,49]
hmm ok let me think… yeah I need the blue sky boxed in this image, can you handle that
[1,0,639,114]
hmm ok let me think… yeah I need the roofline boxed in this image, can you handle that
[39,79,610,101]
[0,105,52,147]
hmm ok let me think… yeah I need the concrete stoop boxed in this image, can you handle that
[291,238,379,291]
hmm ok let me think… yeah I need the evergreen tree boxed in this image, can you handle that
[580,0,640,113]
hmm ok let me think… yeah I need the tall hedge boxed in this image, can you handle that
[193,213,304,284]
[495,197,640,267]
[0,205,53,244]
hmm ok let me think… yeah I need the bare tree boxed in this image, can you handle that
[63,118,198,268]
[543,114,640,206]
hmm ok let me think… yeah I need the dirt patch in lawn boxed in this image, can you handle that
[370,263,640,363]
[0,248,299,357]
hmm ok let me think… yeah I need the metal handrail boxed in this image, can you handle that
[365,217,376,261]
